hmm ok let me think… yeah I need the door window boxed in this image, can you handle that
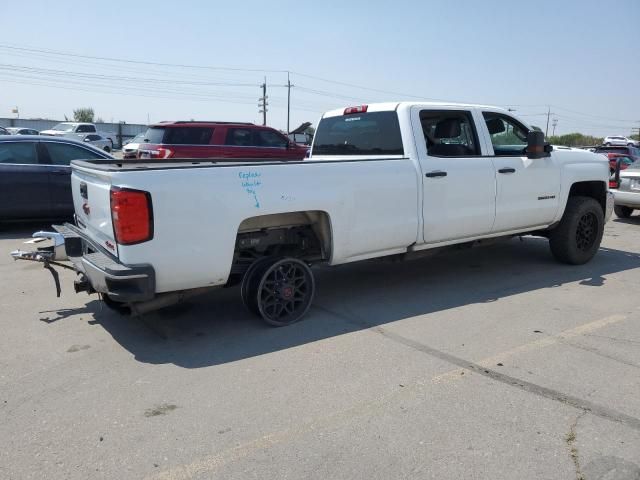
[255,129,288,148]
[226,128,254,146]
[419,110,480,157]
[76,125,95,133]
[483,113,529,156]
[44,142,106,165]
[0,142,38,164]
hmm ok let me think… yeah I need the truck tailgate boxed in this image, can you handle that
[71,166,118,256]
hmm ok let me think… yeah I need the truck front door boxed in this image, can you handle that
[480,112,561,232]
[412,107,496,244]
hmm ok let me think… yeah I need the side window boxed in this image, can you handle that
[255,129,288,148]
[419,110,480,157]
[0,142,38,164]
[44,142,105,165]
[163,127,213,145]
[76,125,92,133]
[86,134,100,141]
[225,128,254,147]
[482,113,529,156]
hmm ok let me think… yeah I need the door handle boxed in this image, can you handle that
[498,168,516,174]
[425,171,447,178]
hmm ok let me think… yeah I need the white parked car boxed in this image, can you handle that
[603,136,635,147]
[80,133,112,152]
[612,162,640,218]
[13,101,612,326]
[122,133,146,158]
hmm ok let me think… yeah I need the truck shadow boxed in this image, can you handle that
[83,237,640,368]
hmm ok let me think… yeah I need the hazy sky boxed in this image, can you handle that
[1,0,638,136]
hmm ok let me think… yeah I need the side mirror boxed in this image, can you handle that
[83,137,91,142]
[527,131,552,159]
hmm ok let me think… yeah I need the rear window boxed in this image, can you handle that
[313,111,404,156]
[145,126,214,145]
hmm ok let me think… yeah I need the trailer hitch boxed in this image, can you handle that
[10,231,76,297]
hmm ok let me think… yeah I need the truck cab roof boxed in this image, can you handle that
[321,101,515,118]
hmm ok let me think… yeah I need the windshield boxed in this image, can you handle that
[313,111,404,156]
[52,123,75,132]
[131,133,146,143]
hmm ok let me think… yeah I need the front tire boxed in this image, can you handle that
[614,205,633,218]
[605,142,611,146]
[549,196,604,265]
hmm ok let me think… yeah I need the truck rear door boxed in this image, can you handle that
[411,106,496,244]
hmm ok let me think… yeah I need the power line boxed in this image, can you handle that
[0,43,288,74]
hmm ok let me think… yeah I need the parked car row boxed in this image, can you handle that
[0,124,114,152]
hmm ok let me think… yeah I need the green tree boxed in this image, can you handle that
[73,107,95,123]
[546,133,603,147]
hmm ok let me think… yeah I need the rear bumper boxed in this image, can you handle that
[54,223,155,303]
[612,189,640,208]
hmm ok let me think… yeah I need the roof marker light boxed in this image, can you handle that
[344,105,368,115]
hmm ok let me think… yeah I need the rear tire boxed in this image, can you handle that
[614,205,633,218]
[241,257,276,316]
[549,196,604,265]
[242,257,315,326]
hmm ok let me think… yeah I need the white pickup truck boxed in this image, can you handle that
[13,102,612,326]
[40,122,116,148]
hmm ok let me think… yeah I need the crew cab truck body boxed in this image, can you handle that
[13,102,613,326]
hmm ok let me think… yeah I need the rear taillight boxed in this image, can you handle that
[138,147,173,159]
[110,187,153,245]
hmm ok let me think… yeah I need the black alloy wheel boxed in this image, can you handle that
[243,257,315,326]
[575,212,598,251]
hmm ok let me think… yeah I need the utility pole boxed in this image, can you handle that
[552,118,558,136]
[286,71,292,134]
[545,106,551,137]
[258,77,268,126]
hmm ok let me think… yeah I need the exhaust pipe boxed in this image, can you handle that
[128,287,214,317]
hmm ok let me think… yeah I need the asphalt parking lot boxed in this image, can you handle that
[1,217,639,480]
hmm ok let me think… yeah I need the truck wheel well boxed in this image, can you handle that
[229,211,332,282]
[568,181,607,213]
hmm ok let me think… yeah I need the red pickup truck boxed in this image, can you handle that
[138,121,309,160]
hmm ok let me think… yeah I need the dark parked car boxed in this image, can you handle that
[0,136,112,221]
[138,121,309,160]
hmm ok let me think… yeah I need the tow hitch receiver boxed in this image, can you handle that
[10,231,76,297]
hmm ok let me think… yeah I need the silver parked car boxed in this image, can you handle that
[604,136,635,147]
[613,162,640,218]
[80,133,112,152]
[122,133,146,158]
[6,127,40,135]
